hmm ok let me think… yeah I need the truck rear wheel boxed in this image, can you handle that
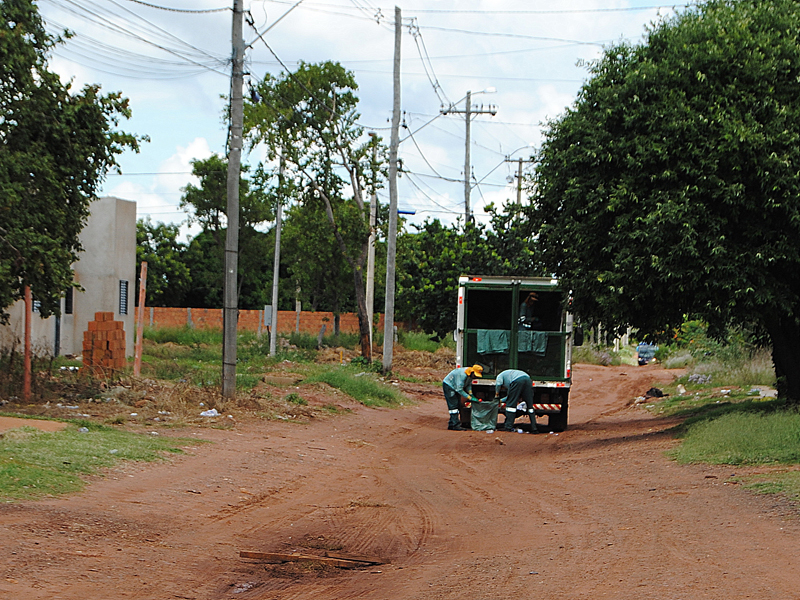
[548,392,569,432]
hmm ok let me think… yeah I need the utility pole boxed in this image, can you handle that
[222,0,244,398]
[504,155,534,205]
[366,133,378,352]
[441,90,497,223]
[269,155,284,356]
[382,5,401,374]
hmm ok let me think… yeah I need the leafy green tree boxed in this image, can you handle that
[135,219,190,306]
[0,0,140,321]
[179,154,275,306]
[396,216,536,337]
[282,196,354,315]
[245,61,386,360]
[181,228,274,310]
[528,0,800,401]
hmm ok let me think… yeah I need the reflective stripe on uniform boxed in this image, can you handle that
[527,409,535,413]
[449,409,460,414]
[505,407,517,413]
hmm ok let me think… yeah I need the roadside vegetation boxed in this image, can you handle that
[0,420,194,501]
[620,321,799,504]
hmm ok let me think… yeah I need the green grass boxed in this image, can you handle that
[0,421,195,501]
[670,404,800,465]
[303,366,405,407]
[741,470,800,500]
[144,326,222,346]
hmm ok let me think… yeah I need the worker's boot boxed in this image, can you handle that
[502,409,517,432]
[528,411,539,434]
[448,410,465,431]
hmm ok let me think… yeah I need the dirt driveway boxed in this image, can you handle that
[1,363,799,599]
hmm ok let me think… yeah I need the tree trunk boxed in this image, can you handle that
[351,264,372,361]
[764,314,800,405]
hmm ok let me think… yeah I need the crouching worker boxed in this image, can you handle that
[496,369,537,433]
[442,364,483,431]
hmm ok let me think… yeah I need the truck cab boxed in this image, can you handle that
[455,275,582,432]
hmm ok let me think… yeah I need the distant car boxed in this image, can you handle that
[637,342,658,366]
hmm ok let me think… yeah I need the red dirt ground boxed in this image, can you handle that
[2,363,799,599]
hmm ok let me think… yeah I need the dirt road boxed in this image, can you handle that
[2,363,799,599]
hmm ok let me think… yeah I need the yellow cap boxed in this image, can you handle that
[467,364,483,378]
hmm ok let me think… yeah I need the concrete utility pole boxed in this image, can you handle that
[222,0,244,398]
[366,133,378,351]
[382,5,401,374]
[441,89,497,223]
[269,155,284,356]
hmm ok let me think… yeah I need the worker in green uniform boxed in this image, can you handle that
[442,364,483,431]
[496,368,537,433]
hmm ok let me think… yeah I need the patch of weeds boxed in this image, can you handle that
[285,393,308,406]
[350,355,382,372]
[740,470,800,499]
[321,404,346,414]
[573,345,622,366]
[304,366,404,407]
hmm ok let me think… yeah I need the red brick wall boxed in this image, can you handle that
[137,307,395,336]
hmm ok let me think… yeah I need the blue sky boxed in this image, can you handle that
[38,0,683,238]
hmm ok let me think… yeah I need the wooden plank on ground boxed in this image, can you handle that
[238,551,373,569]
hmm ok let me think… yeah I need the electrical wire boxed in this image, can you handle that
[408,17,450,106]
[419,25,605,46]
[404,124,449,181]
[404,173,462,215]
[121,0,229,13]
[42,0,229,77]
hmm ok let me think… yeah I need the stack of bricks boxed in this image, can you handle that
[83,312,126,373]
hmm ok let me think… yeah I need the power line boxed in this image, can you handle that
[121,0,229,13]
[263,1,684,15]
[42,0,230,76]
[397,5,686,14]
[419,25,605,46]
[408,17,450,106]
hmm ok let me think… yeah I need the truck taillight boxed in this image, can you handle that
[567,368,571,378]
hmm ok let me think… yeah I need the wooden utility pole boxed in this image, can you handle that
[222,0,245,398]
[23,285,31,401]
[133,261,147,376]
[269,156,284,356]
[382,6,401,373]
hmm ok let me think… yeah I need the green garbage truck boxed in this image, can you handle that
[455,275,583,432]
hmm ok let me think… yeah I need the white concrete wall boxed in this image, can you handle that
[0,196,137,357]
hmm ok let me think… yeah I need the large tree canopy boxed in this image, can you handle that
[528,0,800,400]
[0,0,140,321]
[179,154,275,307]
